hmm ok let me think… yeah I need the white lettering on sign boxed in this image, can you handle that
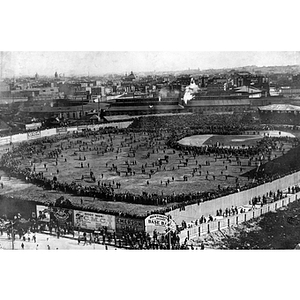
[145,214,177,234]
[74,210,116,231]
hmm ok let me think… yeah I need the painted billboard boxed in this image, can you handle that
[77,125,87,132]
[36,205,51,222]
[145,214,177,234]
[41,128,57,137]
[0,136,11,146]
[11,133,28,143]
[27,131,41,140]
[25,122,42,131]
[115,216,145,234]
[73,210,116,231]
[50,207,73,225]
[67,126,78,132]
[56,127,67,134]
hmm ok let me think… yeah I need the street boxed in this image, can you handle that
[0,231,119,250]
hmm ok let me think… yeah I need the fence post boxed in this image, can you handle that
[282,200,284,207]
[218,221,220,231]
[289,198,290,204]
[187,230,189,240]
[198,226,201,237]
[236,216,238,225]
[268,205,270,212]
[275,203,277,210]
[228,218,230,228]
[244,214,246,222]
[207,224,210,234]
[253,211,255,218]
[260,209,263,216]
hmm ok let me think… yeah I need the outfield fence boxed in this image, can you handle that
[178,191,300,243]
[0,122,133,149]
[166,171,300,225]
[1,122,300,242]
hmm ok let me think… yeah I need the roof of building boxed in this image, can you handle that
[22,102,109,113]
[104,115,133,122]
[234,86,262,94]
[187,99,251,106]
[107,105,184,112]
[236,71,251,76]
[259,104,300,111]
[0,120,11,132]
[90,115,101,120]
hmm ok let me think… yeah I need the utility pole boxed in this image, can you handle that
[11,221,14,250]
[166,215,172,250]
[81,97,84,119]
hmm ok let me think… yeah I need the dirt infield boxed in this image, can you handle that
[178,131,295,148]
[178,135,213,147]
[179,134,263,148]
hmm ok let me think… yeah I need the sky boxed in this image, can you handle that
[1,51,300,78]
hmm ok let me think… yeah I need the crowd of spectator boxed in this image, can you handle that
[1,113,300,218]
[2,112,300,249]
[179,184,300,231]
[1,212,187,250]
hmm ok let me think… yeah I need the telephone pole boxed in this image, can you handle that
[11,221,14,250]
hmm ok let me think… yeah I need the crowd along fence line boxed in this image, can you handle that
[10,133,28,143]
[179,192,300,243]
[0,121,134,148]
[1,123,300,239]
[41,128,57,137]
[166,171,300,225]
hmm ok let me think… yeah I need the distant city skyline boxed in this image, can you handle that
[1,51,300,78]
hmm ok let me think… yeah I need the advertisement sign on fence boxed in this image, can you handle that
[73,210,116,231]
[115,216,145,234]
[25,122,42,131]
[145,214,176,234]
[36,205,50,222]
[11,133,28,143]
[77,125,87,132]
[27,131,41,140]
[67,126,78,132]
[0,136,11,146]
[41,128,57,137]
[56,127,67,134]
[50,207,73,225]
[87,124,101,131]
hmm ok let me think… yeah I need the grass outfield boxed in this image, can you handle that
[19,133,258,194]
[0,130,295,216]
[13,132,293,194]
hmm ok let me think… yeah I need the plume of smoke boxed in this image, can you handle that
[159,87,180,100]
[183,78,199,104]
[159,87,169,98]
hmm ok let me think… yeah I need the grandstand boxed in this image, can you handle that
[259,104,300,125]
